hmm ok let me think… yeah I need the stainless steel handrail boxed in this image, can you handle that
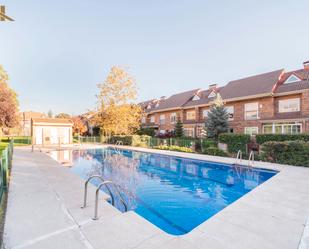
[235,150,242,165]
[248,151,255,168]
[115,140,123,146]
[82,175,113,208]
[93,181,128,220]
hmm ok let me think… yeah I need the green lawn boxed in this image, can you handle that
[0,137,31,153]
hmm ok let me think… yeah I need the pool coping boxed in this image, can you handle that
[4,145,309,249]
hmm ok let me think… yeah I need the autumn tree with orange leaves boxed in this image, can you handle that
[95,66,142,136]
[0,65,19,134]
[72,116,87,135]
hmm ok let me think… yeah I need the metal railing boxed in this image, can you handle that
[149,137,196,148]
[82,175,106,208]
[74,136,101,144]
[0,140,13,202]
[248,151,255,168]
[235,150,242,165]
[82,175,128,220]
[94,181,128,220]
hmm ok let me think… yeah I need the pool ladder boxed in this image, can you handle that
[234,150,254,168]
[248,151,255,168]
[82,175,128,220]
[235,150,242,165]
[113,140,123,155]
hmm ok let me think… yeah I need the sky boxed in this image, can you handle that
[1,0,309,115]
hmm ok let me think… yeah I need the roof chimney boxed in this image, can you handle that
[209,84,217,90]
[303,61,309,70]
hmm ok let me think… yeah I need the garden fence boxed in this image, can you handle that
[73,136,101,144]
[149,137,197,148]
[0,140,13,203]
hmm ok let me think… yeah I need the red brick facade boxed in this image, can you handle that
[140,64,309,137]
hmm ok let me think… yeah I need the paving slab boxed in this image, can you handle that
[3,146,309,249]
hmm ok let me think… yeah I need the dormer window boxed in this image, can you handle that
[147,104,151,109]
[208,91,216,98]
[284,74,301,84]
[155,102,159,108]
[192,95,200,101]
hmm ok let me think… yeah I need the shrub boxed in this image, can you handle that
[135,128,155,137]
[256,133,309,145]
[203,146,228,157]
[201,139,216,152]
[218,133,250,154]
[260,140,309,167]
[132,135,151,147]
[153,145,193,153]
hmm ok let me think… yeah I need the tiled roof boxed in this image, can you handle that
[148,89,200,112]
[139,67,309,113]
[219,69,284,99]
[32,118,73,125]
[275,69,309,94]
[275,80,309,93]
[182,88,223,108]
[20,111,46,120]
[139,99,156,109]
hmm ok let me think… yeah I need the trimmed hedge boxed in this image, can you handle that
[201,139,217,152]
[260,140,309,167]
[256,133,309,145]
[203,146,228,157]
[153,145,193,153]
[218,133,250,154]
[109,135,151,147]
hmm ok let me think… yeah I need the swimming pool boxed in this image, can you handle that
[68,148,277,235]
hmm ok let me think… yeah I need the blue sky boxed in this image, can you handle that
[1,0,309,115]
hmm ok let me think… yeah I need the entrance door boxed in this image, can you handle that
[62,128,70,144]
[50,128,58,144]
[35,127,43,145]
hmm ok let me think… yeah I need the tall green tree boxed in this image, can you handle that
[0,65,19,133]
[174,118,184,137]
[205,94,229,140]
[47,110,53,118]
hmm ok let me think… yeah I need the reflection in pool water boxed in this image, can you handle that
[52,148,277,235]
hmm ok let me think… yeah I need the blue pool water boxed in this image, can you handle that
[69,148,277,235]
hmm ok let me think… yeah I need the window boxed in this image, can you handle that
[170,113,176,124]
[184,128,195,137]
[155,102,159,108]
[245,127,258,135]
[146,104,151,109]
[150,116,155,123]
[226,106,234,120]
[141,117,146,123]
[278,98,300,113]
[208,91,216,98]
[202,109,209,118]
[192,95,200,101]
[159,114,165,124]
[245,102,258,120]
[159,130,166,134]
[263,123,302,134]
[284,74,301,84]
[186,111,196,120]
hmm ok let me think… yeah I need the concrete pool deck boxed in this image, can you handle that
[3,145,309,249]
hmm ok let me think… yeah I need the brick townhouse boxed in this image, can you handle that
[140,61,309,137]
